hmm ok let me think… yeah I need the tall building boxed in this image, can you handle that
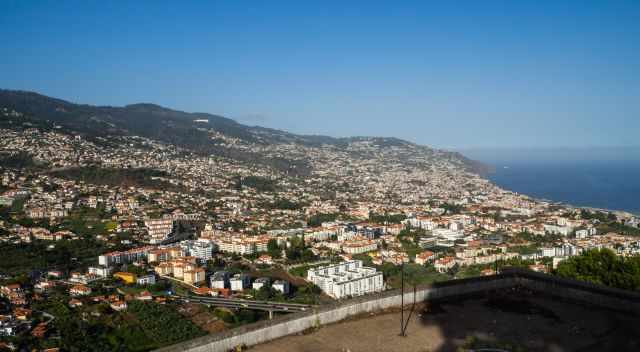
[145,218,175,244]
[180,239,216,262]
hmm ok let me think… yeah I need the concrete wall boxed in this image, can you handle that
[512,269,640,315]
[155,270,640,352]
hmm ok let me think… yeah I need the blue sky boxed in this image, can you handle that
[1,1,639,149]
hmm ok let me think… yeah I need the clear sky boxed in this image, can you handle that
[1,1,639,149]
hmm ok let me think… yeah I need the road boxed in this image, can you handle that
[174,294,314,317]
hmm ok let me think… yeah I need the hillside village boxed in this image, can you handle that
[1,104,640,351]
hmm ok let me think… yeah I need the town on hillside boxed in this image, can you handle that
[1,109,640,351]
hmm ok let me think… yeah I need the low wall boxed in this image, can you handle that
[155,270,640,352]
[508,269,640,315]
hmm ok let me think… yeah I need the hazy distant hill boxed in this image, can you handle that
[0,89,490,175]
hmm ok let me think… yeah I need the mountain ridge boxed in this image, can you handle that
[0,89,491,175]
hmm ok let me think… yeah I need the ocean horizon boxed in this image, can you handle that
[461,148,640,215]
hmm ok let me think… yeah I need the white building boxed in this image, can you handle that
[145,218,175,244]
[273,280,290,295]
[307,260,384,299]
[229,274,251,291]
[215,235,269,255]
[88,266,113,278]
[181,239,215,262]
[342,239,377,254]
[544,224,573,236]
[434,257,456,273]
[540,247,556,257]
[252,277,270,291]
[432,228,465,241]
[136,274,156,286]
[210,271,229,289]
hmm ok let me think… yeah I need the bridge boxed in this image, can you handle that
[173,294,315,319]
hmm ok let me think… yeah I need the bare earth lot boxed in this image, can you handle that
[250,288,640,352]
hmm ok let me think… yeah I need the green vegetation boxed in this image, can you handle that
[49,166,180,190]
[252,285,285,301]
[397,228,426,259]
[510,244,539,255]
[235,175,278,192]
[212,307,267,328]
[597,222,640,237]
[368,212,406,224]
[555,249,640,291]
[25,292,204,352]
[261,198,303,210]
[580,209,616,222]
[514,231,563,244]
[285,235,317,263]
[126,301,205,348]
[0,239,118,275]
[351,253,451,289]
[267,238,282,258]
[307,213,339,227]
[289,283,323,305]
[288,263,328,278]
[441,202,463,215]
[0,151,45,170]
[382,263,449,288]
[456,265,484,279]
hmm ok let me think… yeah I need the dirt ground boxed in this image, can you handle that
[250,288,640,352]
[178,303,226,333]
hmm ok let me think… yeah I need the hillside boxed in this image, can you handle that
[0,89,489,175]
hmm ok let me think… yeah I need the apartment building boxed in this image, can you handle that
[145,218,175,244]
[98,246,155,267]
[307,260,384,299]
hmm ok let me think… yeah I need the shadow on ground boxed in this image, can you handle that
[418,286,640,351]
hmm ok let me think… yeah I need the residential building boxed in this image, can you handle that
[273,280,290,295]
[229,274,251,291]
[307,260,384,299]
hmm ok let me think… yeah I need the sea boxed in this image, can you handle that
[460,147,640,215]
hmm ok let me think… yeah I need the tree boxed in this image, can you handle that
[267,239,279,252]
[555,249,640,291]
[254,285,281,301]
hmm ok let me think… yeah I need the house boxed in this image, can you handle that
[229,274,251,291]
[184,267,206,285]
[210,271,230,289]
[135,291,153,301]
[0,315,17,336]
[529,264,548,273]
[12,308,31,321]
[252,277,270,291]
[273,280,290,295]
[68,299,83,308]
[31,323,48,338]
[136,274,156,286]
[69,285,92,296]
[415,251,435,265]
[434,257,456,273]
[192,287,215,296]
[480,269,495,276]
[255,254,274,265]
[110,300,128,311]
[47,270,64,279]
[88,266,113,278]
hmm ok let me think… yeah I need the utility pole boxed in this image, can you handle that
[400,262,404,336]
